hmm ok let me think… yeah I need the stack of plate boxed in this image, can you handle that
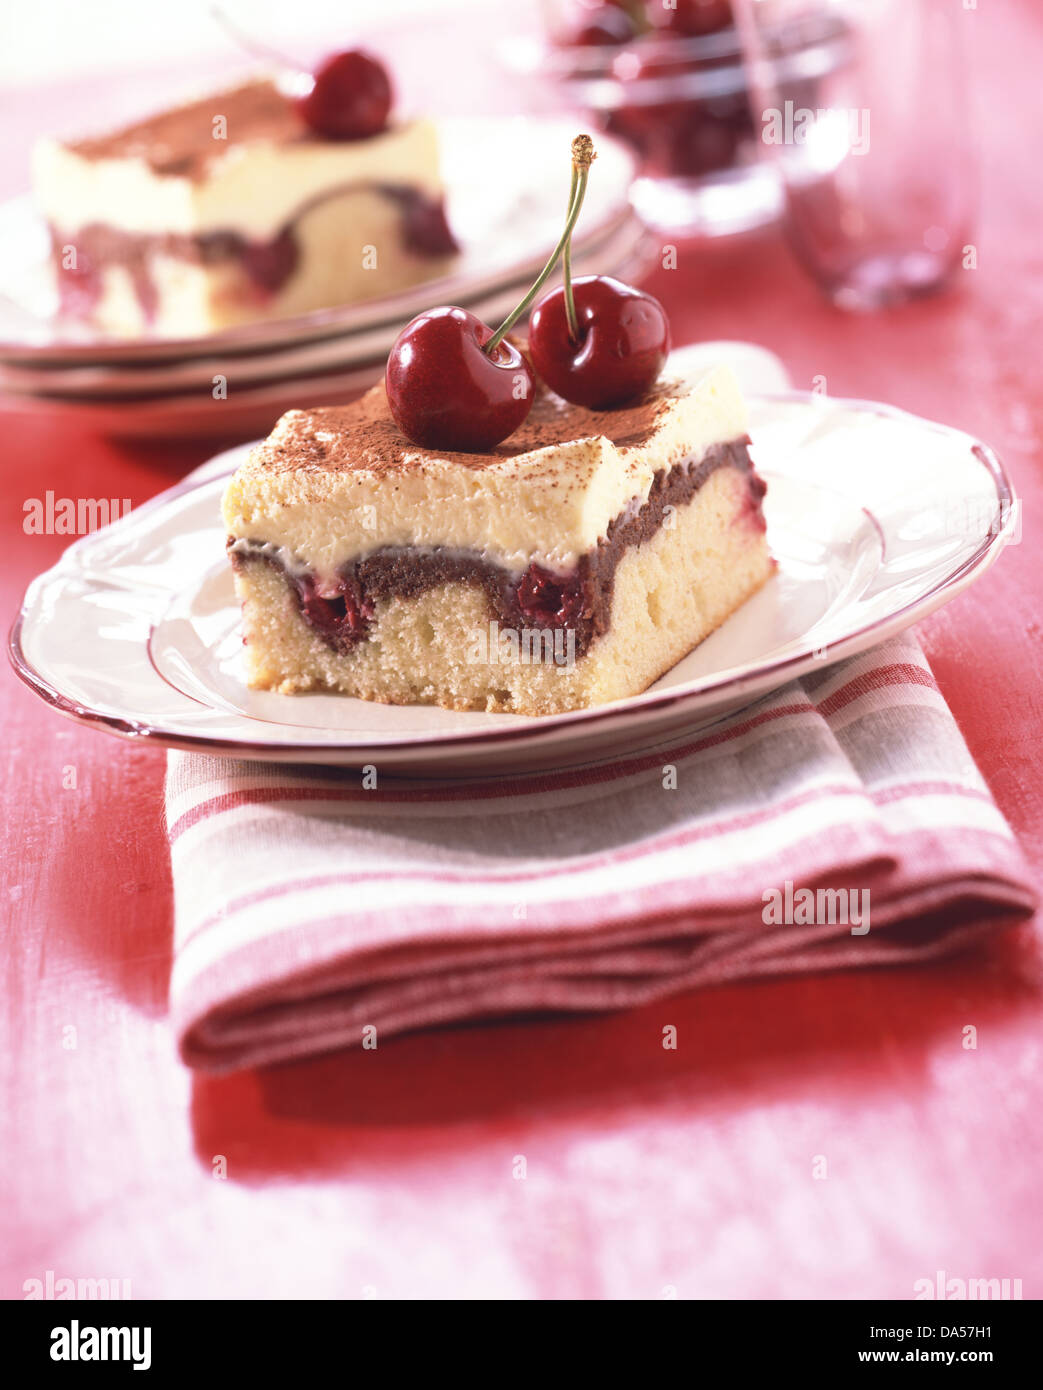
[0,118,651,439]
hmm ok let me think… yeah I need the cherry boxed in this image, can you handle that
[603,44,694,157]
[376,186,459,256]
[605,44,749,175]
[666,109,742,176]
[646,0,733,37]
[209,10,394,140]
[297,50,393,140]
[529,275,670,410]
[386,307,533,452]
[241,227,299,293]
[399,193,459,257]
[515,564,586,628]
[296,572,373,650]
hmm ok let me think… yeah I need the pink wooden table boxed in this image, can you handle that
[2,1,1041,1299]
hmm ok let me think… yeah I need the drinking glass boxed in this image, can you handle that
[735,0,976,308]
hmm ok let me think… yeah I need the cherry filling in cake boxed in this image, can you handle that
[229,437,764,660]
[50,184,458,321]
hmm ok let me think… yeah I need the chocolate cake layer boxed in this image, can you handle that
[50,183,456,321]
[229,436,765,660]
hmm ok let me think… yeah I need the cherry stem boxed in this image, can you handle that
[563,165,580,342]
[209,3,300,73]
[484,135,596,356]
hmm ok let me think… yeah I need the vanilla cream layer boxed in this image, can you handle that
[34,118,442,240]
[221,365,751,580]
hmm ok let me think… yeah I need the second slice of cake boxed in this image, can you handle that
[34,79,456,337]
[222,364,773,715]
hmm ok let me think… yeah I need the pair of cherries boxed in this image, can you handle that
[386,138,670,452]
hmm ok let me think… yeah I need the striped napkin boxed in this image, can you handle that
[165,633,1035,1072]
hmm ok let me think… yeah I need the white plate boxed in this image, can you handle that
[9,360,1017,776]
[0,117,637,365]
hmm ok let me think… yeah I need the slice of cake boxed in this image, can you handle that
[222,364,773,716]
[33,78,457,337]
